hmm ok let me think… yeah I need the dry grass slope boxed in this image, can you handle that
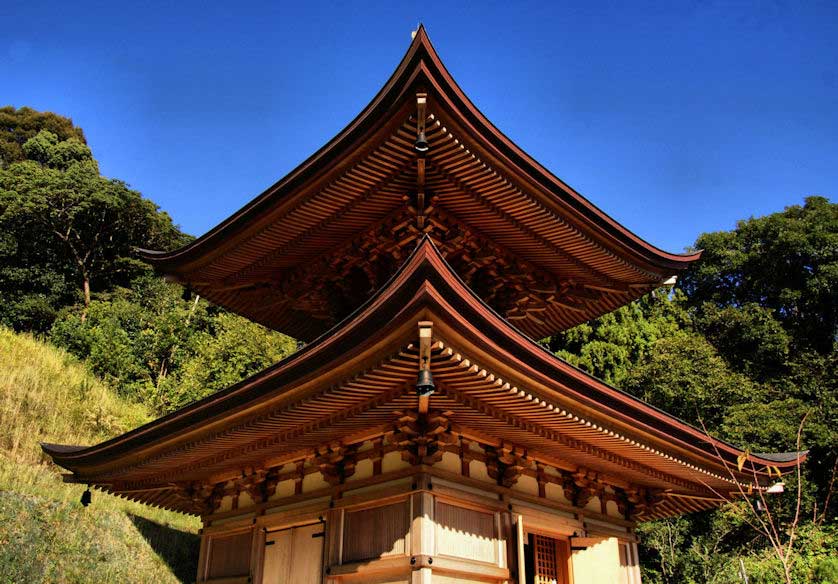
[0,328,200,583]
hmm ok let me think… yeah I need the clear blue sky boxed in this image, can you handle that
[3,1,836,253]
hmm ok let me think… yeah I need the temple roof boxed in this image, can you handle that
[140,26,700,341]
[44,238,802,517]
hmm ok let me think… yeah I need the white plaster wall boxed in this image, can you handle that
[303,469,330,493]
[272,478,295,500]
[571,537,621,583]
[382,451,411,473]
[350,458,374,481]
[545,482,571,505]
[513,475,539,497]
[437,451,461,474]
[470,459,491,484]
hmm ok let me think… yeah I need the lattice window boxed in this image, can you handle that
[533,534,560,584]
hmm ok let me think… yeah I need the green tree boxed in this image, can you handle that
[679,196,837,354]
[0,129,185,328]
[621,331,761,430]
[554,197,837,582]
[544,289,687,385]
[694,303,791,381]
[0,106,86,168]
[155,311,297,412]
[50,276,296,414]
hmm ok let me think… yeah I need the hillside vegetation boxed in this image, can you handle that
[0,328,200,584]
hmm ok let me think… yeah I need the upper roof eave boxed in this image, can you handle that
[139,25,700,278]
[44,237,801,480]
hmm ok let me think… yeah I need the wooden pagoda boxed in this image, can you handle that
[43,27,804,584]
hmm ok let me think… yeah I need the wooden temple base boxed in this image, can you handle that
[197,456,640,584]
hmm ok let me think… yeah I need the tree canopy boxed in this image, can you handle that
[0,106,86,168]
[0,107,296,416]
[0,123,186,330]
[679,196,838,354]
[545,196,837,583]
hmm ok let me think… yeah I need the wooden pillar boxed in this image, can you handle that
[196,529,209,583]
[324,507,343,583]
[515,515,526,584]
[411,473,434,584]
[629,541,642,584]
[250,524,265,584]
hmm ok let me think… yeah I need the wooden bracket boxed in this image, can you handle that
[485,442,529,488]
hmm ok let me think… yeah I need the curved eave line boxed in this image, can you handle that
[43,238,800,479]
[409,30,701,271]
[137,27,432,272]
[42,236,446,467]
[404,242,802,473]
[138,26,699,278]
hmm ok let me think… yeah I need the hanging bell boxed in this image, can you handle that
[416,368,435,396]
[414,131,429,153]
[80,488,92,507]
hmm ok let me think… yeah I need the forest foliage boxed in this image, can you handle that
[1,107,836,582]
[545,195,837,583]
[0,106,296,413]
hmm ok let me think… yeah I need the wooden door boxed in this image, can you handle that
[262,523,323,584]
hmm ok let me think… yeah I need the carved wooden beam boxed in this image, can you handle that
[459,437,473,477]
[245,195,591,330]
[536,461,548,498]
[417,321,434,414]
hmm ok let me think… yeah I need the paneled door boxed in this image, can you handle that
[262,523,323,584]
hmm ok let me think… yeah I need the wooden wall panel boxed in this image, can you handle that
[263,523,324,584]
[618,541,641,584]
[435,502,496,564]
[342,501,409,562]
[262,529,293,584]
[207,531,252,579]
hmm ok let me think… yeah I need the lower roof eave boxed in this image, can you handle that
[41,238,806,497]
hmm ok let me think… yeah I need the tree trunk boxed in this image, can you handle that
[81,275,91,322]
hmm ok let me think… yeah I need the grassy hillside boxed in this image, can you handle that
[0,328,200,583]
